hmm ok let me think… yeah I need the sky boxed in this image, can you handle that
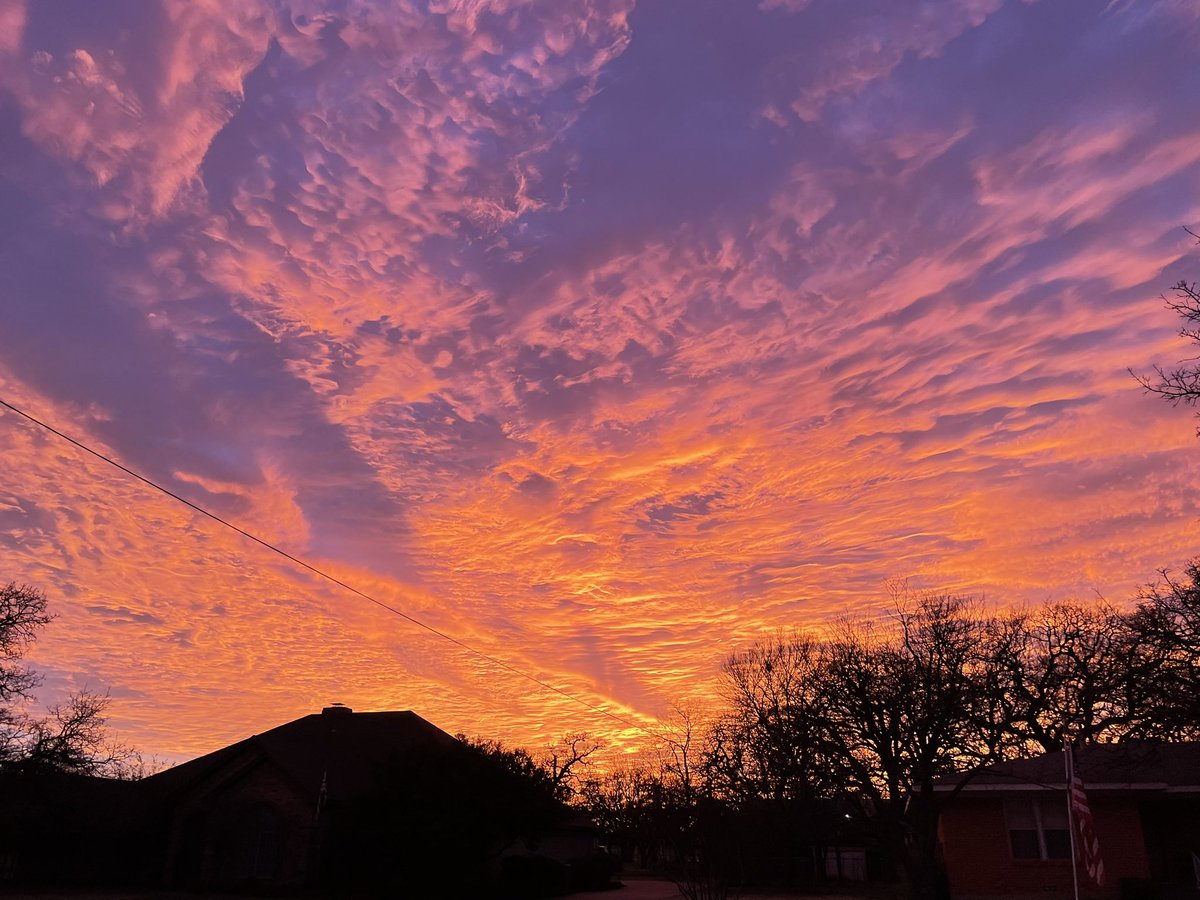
[1,0,1200,764]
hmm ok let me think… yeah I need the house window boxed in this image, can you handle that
[1003,797,1071,860]
[235,803,283,881]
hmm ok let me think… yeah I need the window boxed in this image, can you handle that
[235,803,283,881]
[1003,797,1071,860]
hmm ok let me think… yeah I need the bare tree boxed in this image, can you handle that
[714,635,827,804]
[817,595,996,900]
[1134,228,1200,424]
[540,732,601,802]
[0,583,52,701]
[714,585,1200,900]
[655,704,737,900]
[580,764,665,868]
[1128,562,1200,737]
[987,601,1144,751]
[18,689,136,776]
[0,581,133,776]
[716,594,1011,900]
[0,583,53,767]
[658,703,701,805]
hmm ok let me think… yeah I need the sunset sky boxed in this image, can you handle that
[2,0,1200,763]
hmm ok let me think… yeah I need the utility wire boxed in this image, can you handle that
[0,396,658,738]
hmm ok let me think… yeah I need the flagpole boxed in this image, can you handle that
[1064,745,1080,900]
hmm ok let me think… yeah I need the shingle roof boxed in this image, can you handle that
[145,707,462,803]
[959,741,1200,790]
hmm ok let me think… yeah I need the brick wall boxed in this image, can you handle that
[940,792,1150,899]
[166,758,318,889]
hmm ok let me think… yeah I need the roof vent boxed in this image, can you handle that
[322,703,353,716]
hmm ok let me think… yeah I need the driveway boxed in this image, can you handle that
[568,876,686,899]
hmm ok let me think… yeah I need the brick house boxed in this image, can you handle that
[937,742,1200,899]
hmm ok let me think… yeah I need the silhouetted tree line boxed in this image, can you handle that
[578,567,1200,900]
[326,736,562,896]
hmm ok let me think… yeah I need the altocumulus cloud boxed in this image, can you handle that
[0,0,1199,760]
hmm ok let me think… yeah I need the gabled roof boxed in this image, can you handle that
[145,707,462,804]
[950,741,1200,792]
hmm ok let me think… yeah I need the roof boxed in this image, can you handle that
[948,742,1200,793]
[145,707,462,804]
[0,768,144,818]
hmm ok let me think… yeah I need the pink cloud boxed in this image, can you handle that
[3,0,1200,763]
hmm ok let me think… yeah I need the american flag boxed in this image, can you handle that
[1066,745,1106,888]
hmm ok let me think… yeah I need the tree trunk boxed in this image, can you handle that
[899,799,950,900]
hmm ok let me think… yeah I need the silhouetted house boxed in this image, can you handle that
[1,706,600,896]
[141,710,492,892]
[492,808,609,895]
[937,742,1200,899]
[0,768,149,885]
[510,809,602,864]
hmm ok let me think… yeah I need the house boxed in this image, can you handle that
[142,704,475,889]
[2,705,600,896]
[141,703,600,895]
[0,768,151,885]
[937,742,1200,899]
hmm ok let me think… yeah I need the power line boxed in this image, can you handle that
[0,396,657,738]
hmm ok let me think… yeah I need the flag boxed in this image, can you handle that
[1066,745,1106,888]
